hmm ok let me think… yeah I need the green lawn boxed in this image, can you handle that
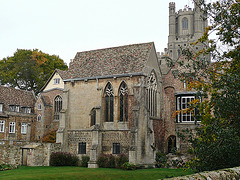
[0,166,194,180]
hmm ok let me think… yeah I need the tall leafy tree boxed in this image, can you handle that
[178,0,240,171]
[0,49,68,94]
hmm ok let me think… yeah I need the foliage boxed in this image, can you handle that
[50,152,79,166]
[41,131,56,143]
[97,154,128,168]
[155,152,169,168]
[121,162,137,170]
[175,0,240,172]
[80,156,90,167]
[0,166,194,180]
[115,154,129,168]
[0,49,68,94]
[0,164,18,171]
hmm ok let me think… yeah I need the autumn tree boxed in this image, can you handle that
[177,0,240,171]
[0,49,68,94]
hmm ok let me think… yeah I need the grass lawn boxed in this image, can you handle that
[0,166,194,180]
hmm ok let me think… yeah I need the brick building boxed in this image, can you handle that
[34,69,68,141]
[0,86,36,145]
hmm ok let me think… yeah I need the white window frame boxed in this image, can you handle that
[0,120,5,132]
[21,123,27,134]
[9,122,15,133]
[177,96,195,123]
[53,78,60,84]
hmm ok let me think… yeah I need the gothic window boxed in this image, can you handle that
[78,142,86,154]
[54,95,62,120]
[90,108,96,126]
[113,143,120,154]
[104,83,114,122]
[182,17,188,30]
[176,95,195,122]
[147,71,157,117]
[119,82,128,122]
[37,114,42,122]
[168,135,176,153]
[38,103,42,110]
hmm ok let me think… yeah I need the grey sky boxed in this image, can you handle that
[0,0,195,65]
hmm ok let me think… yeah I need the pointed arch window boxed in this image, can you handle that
[105,83,114,122]
[119,82,128,122]
[147,71,157,117]
[90,108,96,126]
[54,95,62,120]
[182,17,188,30]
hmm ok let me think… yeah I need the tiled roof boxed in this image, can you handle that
[0,86,36,111]
[56,69,69,80]
[41,95,51,106]
[66,42,154,80]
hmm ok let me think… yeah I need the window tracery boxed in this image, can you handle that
[147,71,157,117]
[119,82,128,122]
[105,83,114,122]
[54,95,62,120]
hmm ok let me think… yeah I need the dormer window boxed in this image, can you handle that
[0,104,3,112]
[54,78,60,84]
[9,105,15,112]
[22,107,31,114]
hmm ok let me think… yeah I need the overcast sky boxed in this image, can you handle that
[0,0,196,65]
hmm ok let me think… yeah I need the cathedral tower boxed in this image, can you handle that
[167,1,207,60]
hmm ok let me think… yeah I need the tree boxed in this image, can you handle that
[179,0,240,171]
[0,49,68,94]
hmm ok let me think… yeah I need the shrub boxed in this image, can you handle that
[97,154,108,168]
[80,156,90,167]
[155,152,169,168]
[106,155,116,168]
[50,152,79,166]
[0,164,18,171]
[121,162,136,170]
[116,154,129,168]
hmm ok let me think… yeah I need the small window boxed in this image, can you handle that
[38,103,42,110]
[90,109,96,126]
[0,120,5,132]
[22,107,31,114]
[37,115,42,122]
[9,105,15,112]
[113,143,120,154]
[15,106,20,112]
[53,78,60,84]
[0,104,3,112]
[9,122,15,133]
[78,142,86,154]
[21,123,27,134]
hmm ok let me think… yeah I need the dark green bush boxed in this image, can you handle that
[80,156,90,167]
[121,162,136,170]
[50,152,79,166]
[107,155,115,168]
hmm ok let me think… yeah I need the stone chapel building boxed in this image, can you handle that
[53,0,208,167]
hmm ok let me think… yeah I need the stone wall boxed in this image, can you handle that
[0,142,61,166]
[165,167,240,180]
